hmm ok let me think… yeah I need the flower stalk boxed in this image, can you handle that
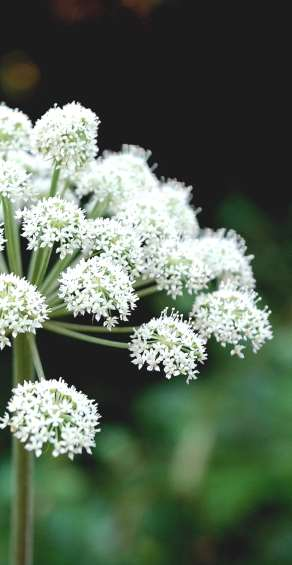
[11,334,34,565]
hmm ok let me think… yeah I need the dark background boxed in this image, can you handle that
[1,2,292,564]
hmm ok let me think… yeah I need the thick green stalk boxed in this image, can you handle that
[44,321,129,349]
[27,335,45,381]
[11,334,34,565]
[29,247,53,287]
[88,197,109,219]
[49,165,60,197]
[2,197,22,276]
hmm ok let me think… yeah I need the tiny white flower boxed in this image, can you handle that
[32,102,100,171]
[0,158,30,202]
[78,145,158,213]
[129,309,207,383]
[58,255,138,328]
[80,217,144,276]
[17,196,85,258]
[0,104,32,152]
[0,378,101,459]
[192,282,273,357]
[195,228,255,289]
[159,179,200,238]
[0,273,49,349]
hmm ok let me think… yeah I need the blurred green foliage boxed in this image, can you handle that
[1,194,291,564]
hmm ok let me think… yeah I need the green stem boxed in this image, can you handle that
[44,321,129,349]
[134,278,154,289]
[49,165,60,197]
[55,321,136,334]
[49,304,69,318]
[27,334,45,380]
[11,334,34,565]
[40,252,78,296]
[137,285,160,298]
[2,197,22,276]
[29,247,53,287]
[0,252,8,272]
[88,197,109,219]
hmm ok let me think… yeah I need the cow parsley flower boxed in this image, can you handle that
[142,238,212,298]
[129,309,207,382]
[0,158,30,202]
[160,179,200,238]
[81,217,144,275]
[0,224,5,252]
[192,282,273,357]
[0,273,49,349]
[0,104,32,152]
[196,229,255,289]
[17,196,85,258]
[78,145,158,213]
[59,256,138,328]
[0,378,101,459]
[32,102,100,171]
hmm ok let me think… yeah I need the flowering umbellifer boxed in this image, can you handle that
[0,101,272,565]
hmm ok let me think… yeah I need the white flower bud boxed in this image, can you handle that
[0,104,32,152]
[0,158,30,202]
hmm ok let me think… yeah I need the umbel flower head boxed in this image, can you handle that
[0,273,49,349]
[192,282,273,357]
[0,378,101,459]
[129,309,207,383]
[32,102,100,171]
[77,145,158,213]
[0,224,5,252]
[81,217,144,276]
[0,158,30,202]
[17,196,85,258]
[159,179,200,238]
[142,238,212,298]
[0,103,32,152]
[195,229,255,289]
[59,255,138,328]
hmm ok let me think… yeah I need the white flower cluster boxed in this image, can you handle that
[59,256,138,328]
[0,158,30,202]
[0,274,49,349]
[32,102,100,171]
[0,224,5,252]
[129,309,207,382]
[142,238,211,298]
[196,229,255,288]
[0,378,101,459]
[81,217,143,275]
[0,104,32,152]
[159,179,199,238]
[17,196,85,258]
[192,282,273,357]
[76,145,157,213]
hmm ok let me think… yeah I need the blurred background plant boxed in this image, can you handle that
[0,1,289,564]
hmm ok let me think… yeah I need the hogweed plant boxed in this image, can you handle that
[0,101,273,565]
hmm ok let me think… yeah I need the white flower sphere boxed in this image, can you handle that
[0,378,101,459]
[81,217,144,276]
[196,229,255,289]
[59,256,138,328]
[142,238,212,298]
[0,273,49,349]
[78,145,158,213]
[159,179,200,238]
[17,196,85,258]
[0,158,30,202]
[0,104,32,152]
[129,309,207,382]
[32,102,100,171]
[192,282,273,357]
